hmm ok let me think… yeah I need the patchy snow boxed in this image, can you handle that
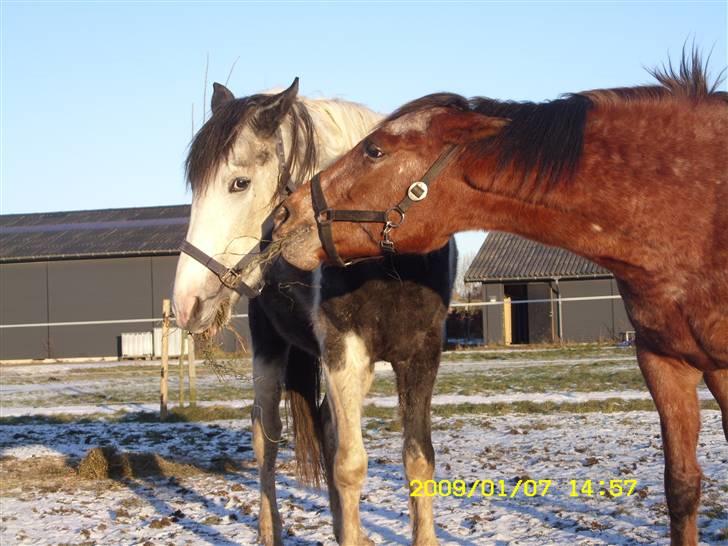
[1,412,726,545]
[0,400,253,418]
[2,350,725,544]
[0,389,716,418]
[369,389,716,408]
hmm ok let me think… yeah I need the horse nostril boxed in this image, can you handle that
[190,296,200,319]
[175,295,201,329]
[273,203,290,227]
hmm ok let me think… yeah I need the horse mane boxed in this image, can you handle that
[185,94,317,196]
[384,48,726,189]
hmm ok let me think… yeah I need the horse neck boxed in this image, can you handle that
[300,97,383,168]
[460,99,726,280]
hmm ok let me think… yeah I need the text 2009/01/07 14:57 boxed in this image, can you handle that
[409,478,640,498]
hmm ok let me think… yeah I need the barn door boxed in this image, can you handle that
[504,284,530,344]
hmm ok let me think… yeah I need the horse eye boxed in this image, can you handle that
[364,141,384,160]
[230,177,251,192]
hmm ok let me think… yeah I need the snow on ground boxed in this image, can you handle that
[367,389,717,408]
[1,412,726,545]
[0,389,717,418]
[1,351,726,545]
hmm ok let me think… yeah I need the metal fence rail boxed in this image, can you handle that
[0,295,624,329]
[0,294,630,359]
[0,314,249,329]
[451,295,622,308]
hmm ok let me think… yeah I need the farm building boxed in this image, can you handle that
[465,232,634,344]
[1,206,635,360]
[0,205,250,361]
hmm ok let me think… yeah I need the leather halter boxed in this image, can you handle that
[310,144,460,266]
[179,127,297,298]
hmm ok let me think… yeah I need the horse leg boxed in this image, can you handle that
[251,349,287,546]
[393,337,441,545]
[319,394,344,541]
[638,346,703,546]
[323,332,374,546]
[704,369,728,441]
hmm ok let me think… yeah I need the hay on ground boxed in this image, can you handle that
[77,446,200,480]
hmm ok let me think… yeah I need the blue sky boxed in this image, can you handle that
[1,1,726,254]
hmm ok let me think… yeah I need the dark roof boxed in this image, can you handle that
[0,205,190,263]
[464,232,611,283]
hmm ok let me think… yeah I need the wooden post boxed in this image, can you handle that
[178,329,186,406]
[503,296,513,346]
[187,333,197,407]
[160,299,170,420]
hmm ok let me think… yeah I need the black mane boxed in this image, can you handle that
[185,94,317,196]
[383,49,725,189]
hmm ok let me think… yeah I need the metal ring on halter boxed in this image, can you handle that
[317,208,334,225]
[384,207,405,227]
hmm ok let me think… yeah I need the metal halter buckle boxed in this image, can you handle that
[221,268,241,288]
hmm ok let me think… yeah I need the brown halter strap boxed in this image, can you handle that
[310,144,460,266]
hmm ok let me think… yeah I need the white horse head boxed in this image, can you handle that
[173,79,381,333]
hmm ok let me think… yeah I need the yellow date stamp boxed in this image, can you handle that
[409,479,638,498]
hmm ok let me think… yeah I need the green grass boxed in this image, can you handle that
[0,405,253,426]
[367,360,643,397]
[3,385,257,409]
[362,399,720,429]
[3,346,717,427]
[441,344,634,363]
[1,360,253,385]
[2,399,720,427]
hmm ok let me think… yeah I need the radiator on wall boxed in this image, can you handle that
[153,327,187,358]
[121,332,154,358]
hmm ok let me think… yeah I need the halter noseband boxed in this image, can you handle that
[310,144,460,266]
[180,126,298,298]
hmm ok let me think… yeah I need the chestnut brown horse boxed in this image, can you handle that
[273,54,728,545]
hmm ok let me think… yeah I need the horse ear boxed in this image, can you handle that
[437,111,509,144]
[211,83,235,113]
[254,77,300,134]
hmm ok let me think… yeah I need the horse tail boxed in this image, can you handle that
[284,345,325,487]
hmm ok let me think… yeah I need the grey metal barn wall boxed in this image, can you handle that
[48,257,156,357]
[559,279,631,342]
[480,278,632,345]
[0,262,48,359]
[0,256,250,360]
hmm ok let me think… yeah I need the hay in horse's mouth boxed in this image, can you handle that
[191,235,301,378]
[193,299,250,379]
[242,237,288,276]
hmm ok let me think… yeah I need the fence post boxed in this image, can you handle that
[178,330,186,406]
[187,333,197,407]
[160,299,170,420]
[503,296,512,346]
